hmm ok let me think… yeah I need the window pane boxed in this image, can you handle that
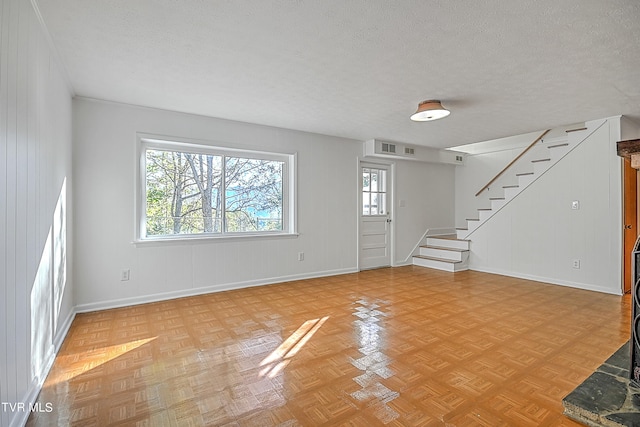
[371,193,379,215]
[145,149,222,236]
[225,157,283,232]
[362,169,370,192]
[362,192,370,215]
[378,192,386,214]
[371,170,378,192]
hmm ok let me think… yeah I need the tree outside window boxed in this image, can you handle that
[140,139,291,239]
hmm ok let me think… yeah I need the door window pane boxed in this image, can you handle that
[362,167,387,217]
[362,168,371,192]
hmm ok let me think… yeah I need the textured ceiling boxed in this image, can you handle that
[36,0,640,148]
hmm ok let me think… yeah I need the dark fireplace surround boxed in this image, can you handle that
[617,139,640,385]
[561,140,640,426]
[633,242,640,385]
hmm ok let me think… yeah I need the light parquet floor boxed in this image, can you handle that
[28,267,631,426]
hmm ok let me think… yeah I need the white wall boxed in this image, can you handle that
[621,116,640,141]
[393,159,456,264]
[73,99,458,310]
[73,98,366,310]
[0,0,74,425]
[457,118,622,294]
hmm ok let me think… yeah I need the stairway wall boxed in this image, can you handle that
[395,160,455,265]
[458,118,623,294]
[454,144,528,229]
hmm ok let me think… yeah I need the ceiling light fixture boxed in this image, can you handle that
[410,100,450,122]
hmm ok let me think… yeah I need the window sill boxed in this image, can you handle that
[132,232,299,247]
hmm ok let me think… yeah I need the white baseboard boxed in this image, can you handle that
[11,308,76,427]
[75,267,359,313]
[468,265,622,295]
[53,309,76,352]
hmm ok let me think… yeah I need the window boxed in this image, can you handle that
[137,136,295,240]
[361,167,387,216]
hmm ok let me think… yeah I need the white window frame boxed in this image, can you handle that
[135,134,297,243]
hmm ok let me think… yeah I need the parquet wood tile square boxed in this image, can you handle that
[28,267,630,426]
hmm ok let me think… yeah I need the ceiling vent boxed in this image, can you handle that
[363,139,465,165]
[370,140,415,158]
[381,143,396,154]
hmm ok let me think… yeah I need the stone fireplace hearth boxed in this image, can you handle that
[563,342,640,426]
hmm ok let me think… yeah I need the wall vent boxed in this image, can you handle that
[363,139,465,165]
[381,143,396,154]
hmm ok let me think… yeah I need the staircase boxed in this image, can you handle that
[456,122,599,241]
[413,235,470,272]
[411,120,603,273]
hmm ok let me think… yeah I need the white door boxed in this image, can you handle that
[359,163,391,269]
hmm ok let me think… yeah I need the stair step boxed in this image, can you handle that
[419,245,468,262]
[531,158,551,163]
[413,255,468,272]
[566,127,587,133]
[426,236,469,250]
[516,172,534,176]
[478,208,491,211]
[414,255,460,263]
[422,245,467,252]
[489,197,505,200]
[502,185,519,189]
[430,234,459,240]
[547,143,569,149]
[466,218,479,221]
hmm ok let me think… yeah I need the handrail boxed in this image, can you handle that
[475,129,550,197]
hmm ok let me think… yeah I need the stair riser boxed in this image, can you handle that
[426,237,469,250]
[466,221,479,232]
[456,229,469,240]
[517,175,534,188]
[478,210,493,222]
[533,160,552,174]
[413,256,468,272]
[568,130,588,146]
[490,199,505,210]
[503,187,519,199]
[419,247,464,261]
[548,146,569,160]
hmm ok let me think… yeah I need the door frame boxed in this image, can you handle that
[623,158,638,293]
[357,159,395,270]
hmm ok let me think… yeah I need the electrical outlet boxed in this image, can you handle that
[571,200,580,210]
[298,252,304,261]
[121,269,130,281]
[572,259,581,269]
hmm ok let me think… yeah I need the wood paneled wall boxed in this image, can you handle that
[0,0,73,425]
